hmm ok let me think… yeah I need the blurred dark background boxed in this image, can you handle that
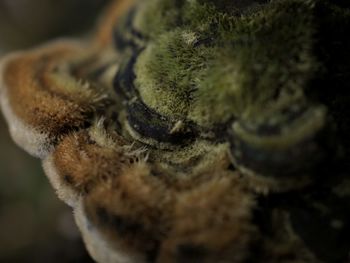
[0,1,110,262]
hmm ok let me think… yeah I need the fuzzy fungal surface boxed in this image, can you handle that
[1,0,350,262]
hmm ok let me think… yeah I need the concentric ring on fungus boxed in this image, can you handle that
[1,0,350,262]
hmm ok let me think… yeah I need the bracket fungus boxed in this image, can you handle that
[1,0,350,262]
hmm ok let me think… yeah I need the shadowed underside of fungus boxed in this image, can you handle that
[1,0,350,262]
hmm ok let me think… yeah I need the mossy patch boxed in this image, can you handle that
[191,0,317,124]
[135,29,215,119]
[123,0,350,129]
[132,0,312,126]
[133,0,183,39]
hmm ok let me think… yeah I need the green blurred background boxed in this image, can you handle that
[0,1,110,262]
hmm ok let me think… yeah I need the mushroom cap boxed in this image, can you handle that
[1,0,350,262]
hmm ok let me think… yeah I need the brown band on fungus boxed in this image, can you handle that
[158,174,257,263]
[2,42,108,140]
[46,120,134,197]
[84,162,174,262]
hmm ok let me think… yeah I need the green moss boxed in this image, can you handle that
[135,29,215,118]
[181,1,221,36]
[197,0,268,13]
[192,0,317,124]
[129,0,349,127]
[133,0,183,39]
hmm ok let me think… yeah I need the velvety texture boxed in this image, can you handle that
[1,0,350,262]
